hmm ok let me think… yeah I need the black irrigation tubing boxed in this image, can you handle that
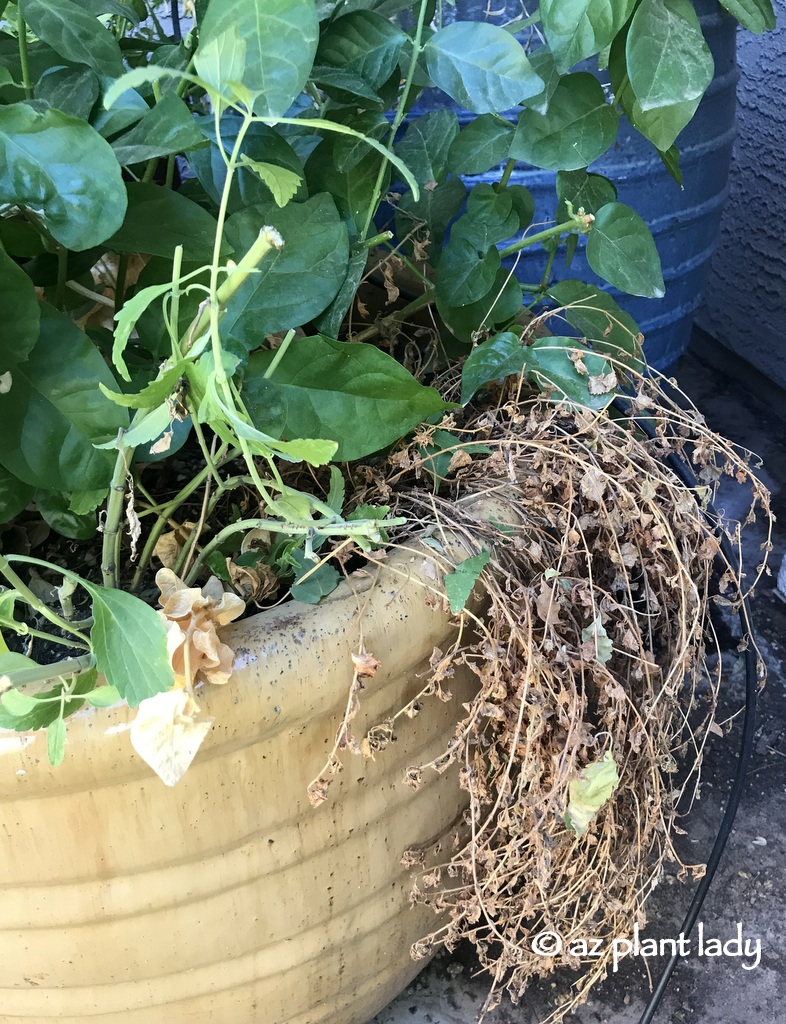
[615,401,760,1024]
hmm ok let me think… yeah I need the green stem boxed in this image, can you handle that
[262,329,296,380]
[184,515,407,587]
[362,230,393,249]
[141,157,159,183]
[498,158,516,189]
[17,9,31,99]
[18,626,91,652]
[164,154,176,188]
[539,244,557,292]
[4,655,96,690]
[359,0,430,241]
[114,251,130,313]
[100,431,129,588]
[499,218,588,259]
[0,556,90,644]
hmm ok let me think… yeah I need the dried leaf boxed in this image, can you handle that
[588,371,618,395]
[352,648,381,678]
[564,751,619,836]
[153,521,197,569]
[130,689,214,786]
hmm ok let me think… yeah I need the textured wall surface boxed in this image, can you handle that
[697,2,786,388]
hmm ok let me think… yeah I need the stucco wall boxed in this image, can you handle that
[697,3,786,388]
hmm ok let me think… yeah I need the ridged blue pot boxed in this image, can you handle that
[406,0,738,371]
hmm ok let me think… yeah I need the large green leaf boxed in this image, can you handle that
[312,248,366,338]
[556,169,617,218]
[0,464,34,524]
[105,182,225,262]
[195,0,319,118]
[0,241,40,372]
[586,202,665,298]
[447,114,513,176]
[719,0,776,32]
[305,141,386,235]
[460,331,528,404]
[511,73,619,171]
[0,104,126,250]
[394,174,466,254]
[424,22,544,114]
[435,236,501,307]
[626,0,713,112]
[395,110,459,186]
[242,336,454,461]
[34,66,100,120]
[190,118,306,215]
[444,551,490,614]
[547,279,643,370]
[527,336,617,410]
[451,183,520,250]
[36,490,98,539]
[317,9,407,89]
[541,0,636,73]
[19,0,124,78]
[111,92,208,165]
[79,581,173,707]
[222,194,349,348]
[0,305,128,491]
[438,270,522,345]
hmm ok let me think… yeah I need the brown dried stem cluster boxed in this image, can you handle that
[335,373,771,1021]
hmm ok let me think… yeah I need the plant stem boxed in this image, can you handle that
[499,217,591,258]
[498,158,516,188]
[114,251,130,313]
[262,329,296,380]
[4,655,96,689]
[141,157,159,183]
[359,0,430,241]
[17,9,31,99]
[100,432,129,588]
[539,244,557,292]
[21,627,92,652]
[165,154,176,188]
[0,556,90,644]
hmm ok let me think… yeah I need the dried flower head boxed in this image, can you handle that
[155,569,246,689]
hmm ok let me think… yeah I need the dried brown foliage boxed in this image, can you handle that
[339,375,771,1021]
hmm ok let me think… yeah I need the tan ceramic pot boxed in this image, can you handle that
[0,536,481,1024]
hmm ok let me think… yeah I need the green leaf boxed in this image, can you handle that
[34,66,100,120]
[0,464,35,524]
[47,715,66,766]
[306,142,387,236]
[436,236,501,307]
[317,9,407,89]
[36,490,98,540]
[424,22,544,114]
[80,581,173,707]
[0,668,96,733]
[84,684,122,707]
[526,46,562,114]
[331,112,388,173]
[394,174,466,254]
[526,337,617,410]
[541,0,636,73]
[511,73,619,171]
[327,465,345,513]
[447,114,514,175]
[19,0,124,78]
[92,81,148,139]
[111,92,208,165]
[195,0,319,118]
[451,182,520,250]
[222,194,349,347]
[190,118,306,216]
[586,202,665,298]
[312,248,367,338]
[102,65,187,113]
[658,144,683,187]
[417,430,492,491]
[237,157,302,208]
[581,613,614,663]
[308,64,386,108]
[242,336,454,462]
[444,550,490,614]
[1,688,40,716]
[69,488,108,515]
[460,331,527,404]
[547,280,644,371]
[100,362,188,409]
[719,0,776,31]
[290,550,341,604]
[0,239,41,373]
[438,269,522,345]
[112,282,174,381]
[0,103,126,250]
[0,305,129,491]
[626,0,713,112]
[556,169,617,219]
[564,750,619,835]
[395,110,459,186]
[106,181,225,262]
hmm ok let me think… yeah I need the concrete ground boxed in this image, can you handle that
[372,347,786,1024]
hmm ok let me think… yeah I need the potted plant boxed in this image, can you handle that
[0,2,774,1022]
